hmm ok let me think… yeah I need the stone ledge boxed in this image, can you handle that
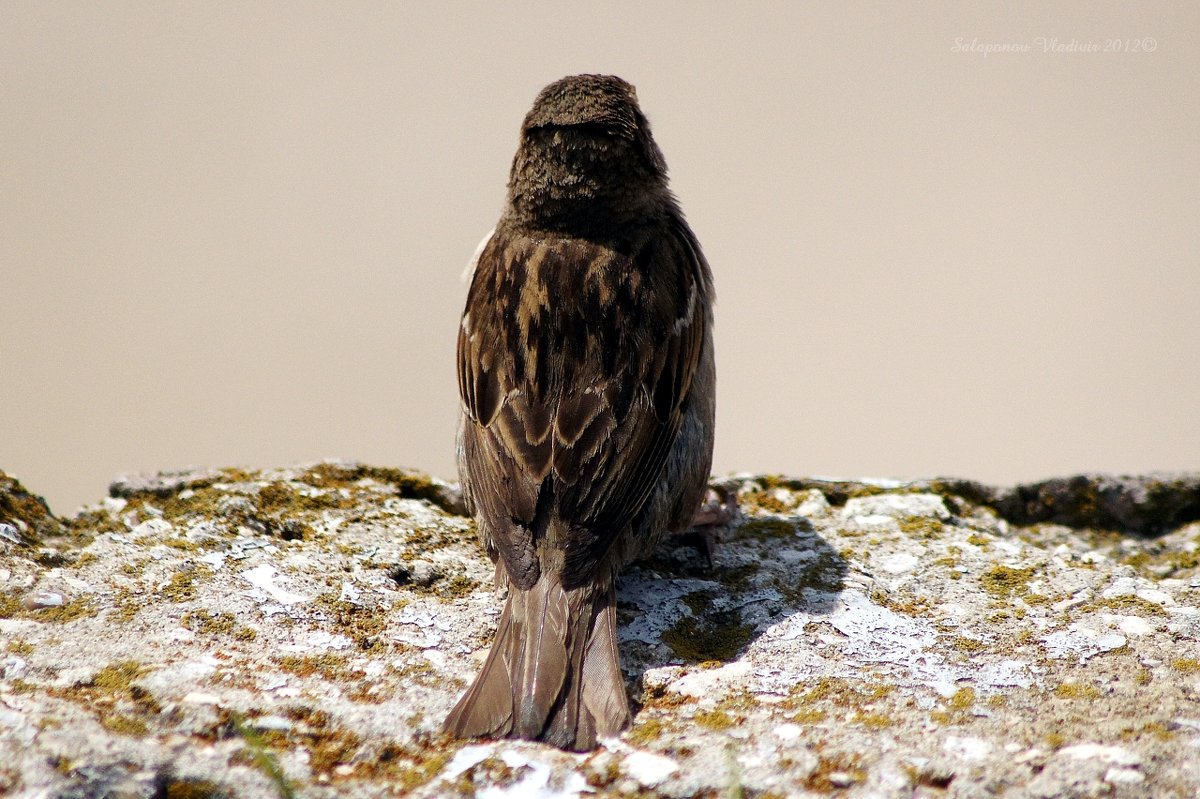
[1,462,1198,798]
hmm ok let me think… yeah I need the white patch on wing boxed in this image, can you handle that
[672,284,697,334]
[461,228,495,283]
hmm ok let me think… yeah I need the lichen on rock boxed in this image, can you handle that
[1,463,1198,798]
[0,470,62,546]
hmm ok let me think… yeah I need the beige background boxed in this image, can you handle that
[3,3,1198,515]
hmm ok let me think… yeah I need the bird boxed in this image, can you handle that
[445,74,716,751]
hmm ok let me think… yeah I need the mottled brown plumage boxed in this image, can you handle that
[445,74,715,751]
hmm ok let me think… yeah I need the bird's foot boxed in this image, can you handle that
[675,483,740,568]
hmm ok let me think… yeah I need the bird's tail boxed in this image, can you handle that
[443,575,630,751]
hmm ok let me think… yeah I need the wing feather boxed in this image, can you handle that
[457,218,711,589]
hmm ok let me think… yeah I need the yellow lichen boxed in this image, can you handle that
[980,564,1037,600]
[5,639,34,656]
[1054,682,1102,700]
[1094,595,1169,616]
[1170,658,1200,674]
[948,687,976,709]
[803,753,866,792]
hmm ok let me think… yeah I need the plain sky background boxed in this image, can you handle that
[3,3,1198,515]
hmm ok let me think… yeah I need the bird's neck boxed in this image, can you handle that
[504,137,668,236]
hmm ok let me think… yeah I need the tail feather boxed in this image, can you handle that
[442,601,516,738]
[580,587,630,736]
[513,578,569,736]
[444,577,630,751]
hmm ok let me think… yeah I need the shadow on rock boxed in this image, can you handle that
[615,512,847,683]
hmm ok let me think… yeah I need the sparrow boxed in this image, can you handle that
[445,74,716,751]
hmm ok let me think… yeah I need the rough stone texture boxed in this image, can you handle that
[2,462,1199,799]
[0,470,62,547]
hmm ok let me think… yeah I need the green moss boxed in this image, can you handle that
[384,560,482,601]
[626,716,666,745]
[307,727,365,777]
[932,545,963,572]
[0,470,61,543]
[1054,682,1102,700]
[1093,595,1169,616]
[250,704,456,789]
[95,466,412,543]
[5,639,34,656]
[784,678,893,715]
[99,713,149,737]
[898,516,945,539]
[31,598,99,623]
[716,563,760,594]
[257,481,352,521]
[387,657,452,691]
[790,707,827,724]
[138,491,226,527]
[803,753,866,792]
[1119,721,1175,742]
[638,678,695,710]
[299,463,462,515]
[694,708,735,730]
[315,593,388,651]
[42,660,162,738]
[181,610,257,641]
[0,594,22,619]
[162,567,211,602]
[585,757,624,791]
[383,745,455,792]
[661,613,754,662]
[948,687,975,709]
[1119,546,1199,580]
[228,712,297,799]
[110,587,143,623]
[739,489,794,515]
[68,505,126,538]
[159,778,233,799]
[980,564,1037,600]
[442,575,480,598]
[33,549,71,567]
[930,686,977,725]
[738,517,797,540]
[952,637,987,655]
[182,609,233,634]
[91,660,148,694]
[121,559,149,576]
[854,711,893,729]
[682,590,714,616]
[276,653,364,683]
[966,533,990,546]
[774,550,845,601]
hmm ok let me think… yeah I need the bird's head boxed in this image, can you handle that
[507,75,671,234]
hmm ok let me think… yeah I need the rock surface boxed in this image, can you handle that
[2,462,1199,799]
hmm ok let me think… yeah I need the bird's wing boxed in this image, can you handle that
[458,219,710,588]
